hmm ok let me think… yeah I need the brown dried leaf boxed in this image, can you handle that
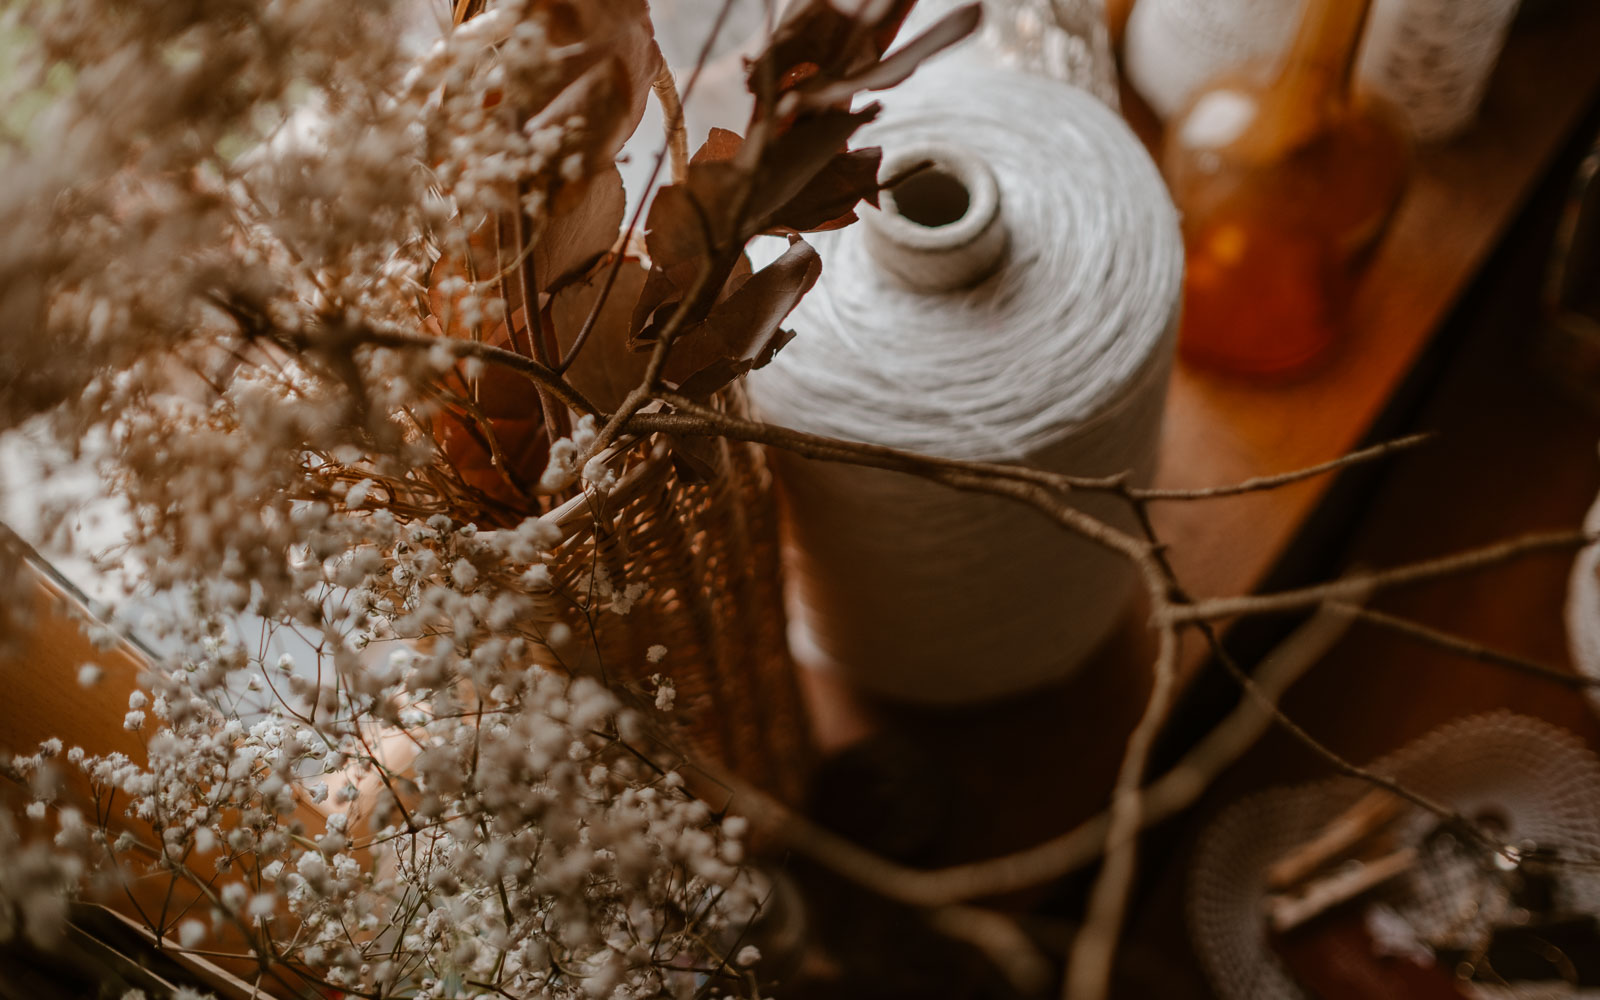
[766,147,883,233]
[691,127,744,165]
[629,249,756,344]
[426,316,549,506]
[741,107,882,233]
[641,160,745,278]
[745,0,978,121]
[546,254,653,413]
[661,238,822,397]
[536,163,626,293]
[460,0,664,160]
[747,0,917,116]
[451,0,663,309]
[633,154,749,332]
[547,0,664,160]
[635,108,877,333]
[627,264,682,343]
[525,56,636,179]
[800,3,983,109]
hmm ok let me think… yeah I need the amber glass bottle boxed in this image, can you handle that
[1163,0,1408,377]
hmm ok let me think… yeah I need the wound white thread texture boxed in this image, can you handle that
[747,66,1183,703]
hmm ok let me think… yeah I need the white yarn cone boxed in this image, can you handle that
[747,66,1183,704]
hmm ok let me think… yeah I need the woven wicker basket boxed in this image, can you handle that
[426,0,812,806]
[525,388,813,806]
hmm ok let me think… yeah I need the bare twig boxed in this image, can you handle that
[629,399,1158,570]
[635,398,1136,493]
[1128,480,1468,822]
[629,389,1514,996]
[924,905,1054,996]
[1136,600,1365,820]
[320,323,601,420]
[1170,530,1593,625]
[1335,601,1600,689]
[685,598,1355,910]
[1064,623,1177,1000]
[1131,433,1432,501]
[1059,480,1467,1000]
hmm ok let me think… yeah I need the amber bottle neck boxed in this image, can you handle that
[1277,0,1374,99]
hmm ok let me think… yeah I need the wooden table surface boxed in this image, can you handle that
[1148,0,1600,611]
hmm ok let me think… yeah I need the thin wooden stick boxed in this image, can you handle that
[1265,788,1405,890]
[1267,846,1418,933]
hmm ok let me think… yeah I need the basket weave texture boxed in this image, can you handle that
[531,392,812,806]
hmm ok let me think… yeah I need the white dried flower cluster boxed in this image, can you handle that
[5,490,761,995]
[0,1,766,995]
[0,807,86,950]
[416,0,575,224]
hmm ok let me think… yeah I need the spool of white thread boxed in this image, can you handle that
[747,67,1183,704]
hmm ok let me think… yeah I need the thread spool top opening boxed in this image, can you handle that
[863,143,1008,292]
[886,166,971,228]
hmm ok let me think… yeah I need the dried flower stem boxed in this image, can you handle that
[653,66,691,186]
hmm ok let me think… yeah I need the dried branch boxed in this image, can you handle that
[1130,432,1432,501]
[634,392,1544,975]
[1335,601,1600,689]
[629,398,1159,569]
[923,904,1054,996]
[685,600,1359,911]
[1065,621,1177,1000]
[219,302,604,421]
[1170,530,1593,625]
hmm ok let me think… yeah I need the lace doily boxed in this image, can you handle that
[1190,714,1600,1000]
